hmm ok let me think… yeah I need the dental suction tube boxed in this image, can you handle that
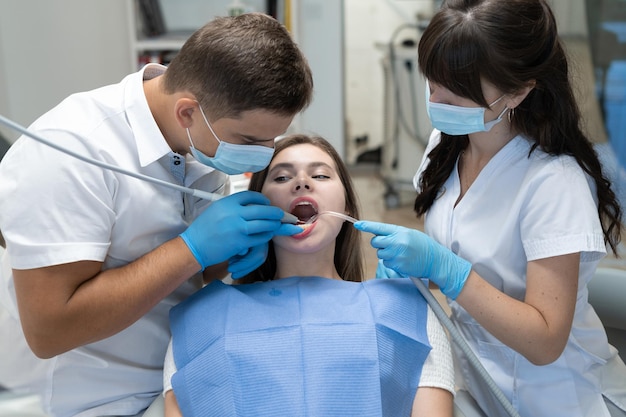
[411,278,522,417]
[0,113,224,202]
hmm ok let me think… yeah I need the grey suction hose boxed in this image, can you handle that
[382,46,400,169]
[390,27,418,142]
[411,277,522,417]
[0,113,223,202]
[405,59,424,147]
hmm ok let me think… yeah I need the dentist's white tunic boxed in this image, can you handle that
[0,64,227,417]
[415,131,626,417]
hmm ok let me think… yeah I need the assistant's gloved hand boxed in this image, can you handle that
[180,191,302,271]
[375,258,407,279]
[354,220,472,299]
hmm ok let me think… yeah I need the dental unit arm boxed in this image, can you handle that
[0,113,297,224]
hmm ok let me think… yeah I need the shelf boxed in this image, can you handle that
[134,29,195,52]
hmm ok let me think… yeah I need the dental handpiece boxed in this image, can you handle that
[281,212,300,224]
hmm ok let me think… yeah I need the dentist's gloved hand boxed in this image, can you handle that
[354,220,472,299]
[180,191,302,271]
[228,243,268,279]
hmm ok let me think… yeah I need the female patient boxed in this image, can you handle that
[162,134,454,416]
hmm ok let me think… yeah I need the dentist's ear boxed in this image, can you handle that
[174,97,200,129]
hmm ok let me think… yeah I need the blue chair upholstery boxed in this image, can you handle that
[142,395,164,417]
[587,267,626,362]
[454,390,488,417]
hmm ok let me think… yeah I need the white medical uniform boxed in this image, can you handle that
[0,64,228,417]
[415,130,626,417]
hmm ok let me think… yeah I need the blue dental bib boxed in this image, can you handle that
[170,277,431,417]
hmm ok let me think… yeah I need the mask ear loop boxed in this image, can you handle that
[496,106,509,120]
[196,102,223,145]
[488,95,506,107]
[488,95,509,122]
[484,105,510,131]
[186,128,196,149]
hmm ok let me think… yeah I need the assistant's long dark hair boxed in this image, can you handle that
[415,0,622,254]
[238,134,364,283]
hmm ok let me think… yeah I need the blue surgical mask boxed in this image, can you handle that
[425,87,508,136]
[187,105,275,175]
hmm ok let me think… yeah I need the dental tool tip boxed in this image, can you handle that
[281,212,299,224]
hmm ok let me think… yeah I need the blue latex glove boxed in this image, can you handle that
[228,243,268,279]
[228,220,305,278]
[180,191,302,271]
[354,220,472,299]
[374,258,406,279]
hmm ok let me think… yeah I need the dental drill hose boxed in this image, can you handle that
[0,113,223,202]
[411,278,522,417]
[0,113,298,224]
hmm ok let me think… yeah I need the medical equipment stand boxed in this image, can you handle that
[378,23,431,209]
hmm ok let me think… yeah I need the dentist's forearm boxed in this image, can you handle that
[14,237,200,358]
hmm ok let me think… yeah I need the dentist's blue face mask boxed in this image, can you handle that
[425,85,509,136]
[187,104,275,175]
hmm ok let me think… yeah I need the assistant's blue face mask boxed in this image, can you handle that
[187,104,274,175]
[425,85,509,136]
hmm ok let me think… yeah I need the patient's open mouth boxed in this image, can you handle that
[291,201,318,224]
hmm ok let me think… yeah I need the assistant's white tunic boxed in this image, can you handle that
[0,64,227,417]
[415,131,626,417]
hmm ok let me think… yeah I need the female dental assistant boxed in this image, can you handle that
[355,1,626,416]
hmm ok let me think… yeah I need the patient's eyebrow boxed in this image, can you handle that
[269,161,333,172]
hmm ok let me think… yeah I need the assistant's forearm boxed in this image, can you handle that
[456,271,572,365]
